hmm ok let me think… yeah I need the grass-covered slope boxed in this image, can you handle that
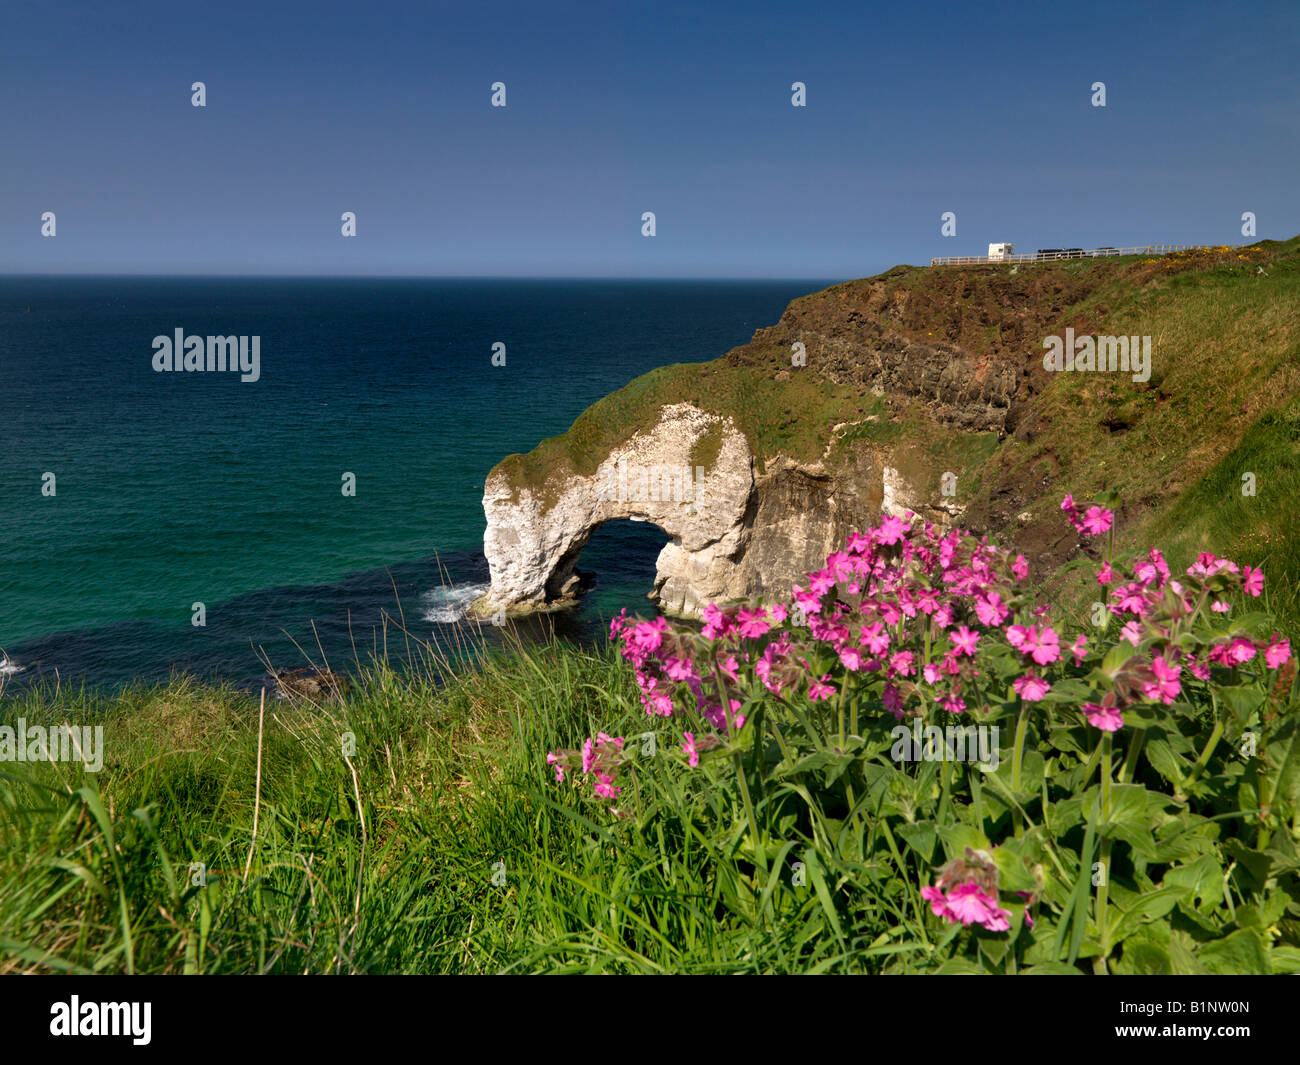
[0,635,890,974]
[0,637,647,974]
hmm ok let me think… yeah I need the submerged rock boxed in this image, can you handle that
[273,667,351,702]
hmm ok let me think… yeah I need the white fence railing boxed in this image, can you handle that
[929,244,1212,267]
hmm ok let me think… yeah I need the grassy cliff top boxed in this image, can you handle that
[492,237,1300,626]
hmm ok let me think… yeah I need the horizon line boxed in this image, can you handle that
[0,271,853,282]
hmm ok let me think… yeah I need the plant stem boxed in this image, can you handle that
[1183,718,1225,794]
[1119,728,1146,784]
[1011,703,1029,838]
[1094,731,1114,974]
[733,750,767,872]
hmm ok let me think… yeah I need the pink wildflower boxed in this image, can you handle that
[808,674,837,701]
[1226,637,1257,665]
[592,772,621,800]
[1242,566,1265,597]
[859,621,891,655]
[1142,655,1181,704]
[664,656,696,682]
[1083,702,1124,731]
[877,514,909,545]
[1080,506,1113,536]
[883,682,903,719]
[1005,624,1033,651]
[1030,626,1061,665]
[1013,674,1051,702]
[1264,635,1292,670]
[629,616,669,654]
[950,625,980,658]
[890,650,915,677]
[974,591,1009,627]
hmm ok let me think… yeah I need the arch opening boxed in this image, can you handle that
[552,517,673,617]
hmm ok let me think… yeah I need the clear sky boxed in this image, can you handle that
[1,0,1296,278]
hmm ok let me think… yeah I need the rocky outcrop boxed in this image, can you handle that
[471,263,1087,620]
[473,404,751,618]
[472,402,949,620]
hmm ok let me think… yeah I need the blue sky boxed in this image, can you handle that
[1,0,1296,278]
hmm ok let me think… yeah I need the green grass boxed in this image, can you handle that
[1145,403,1300,627]
[0,630,874,974]
[977,238,1300,630]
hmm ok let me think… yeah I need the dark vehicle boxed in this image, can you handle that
[1036,248,1062,260]
[1062,248,1085,258]
[1093,247,1120,257]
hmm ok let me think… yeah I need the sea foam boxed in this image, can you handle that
[420,583,490,624]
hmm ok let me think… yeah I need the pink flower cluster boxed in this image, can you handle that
[547,732,628,801]
[1087,545,1292,729]
[549,498,1293,799]
[921,848,1020,933]
[609,513,1060,731]
[609,608,754,732]
[1061,494,1114,537]
[922,883,1012,932]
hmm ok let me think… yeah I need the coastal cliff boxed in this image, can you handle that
[474,239,1300,622]
[476,400,947,620]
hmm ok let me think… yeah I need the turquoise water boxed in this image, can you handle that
[0,278,827,689]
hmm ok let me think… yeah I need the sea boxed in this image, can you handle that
[0,278,828,691]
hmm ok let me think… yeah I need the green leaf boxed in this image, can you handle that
[1100,644,1136,676]
[1220,686,1266,726]
[896,820,937,864]
[1107,783,1152,828]
[1046,796,1084,837]
[804,854,845,944]
[1114,925,1172,975]
[1268,946,1300,974]
[978,931,1009,966]
[1223,838,1272,889]
[1040,679,1095,706]
[933,956,984,975]
[1163,855,1223,912]
[1143,736,1187,787]
[1109,886,1182,944]
[1020,961,1085,975]
[1197,928,1270,975]
[1269,717,1300,809]
[990,846,1041,894]
[935,823,991,860]
[1235,890,1288,931]
[1169,929,1206,975]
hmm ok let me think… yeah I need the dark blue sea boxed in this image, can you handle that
[0,277,827,690]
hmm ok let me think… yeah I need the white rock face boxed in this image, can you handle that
[474,402,943,620]
[474,404,754,617]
